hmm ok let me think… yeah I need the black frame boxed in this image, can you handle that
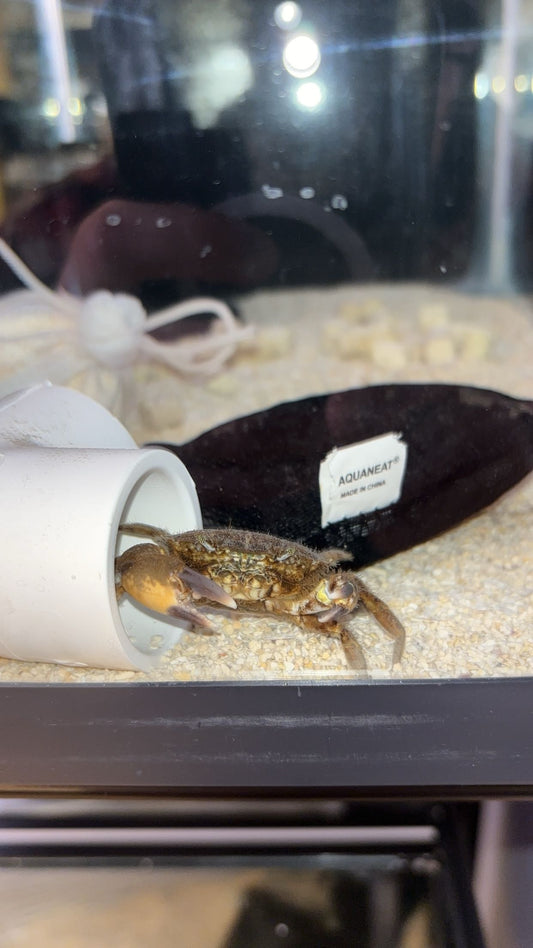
[0,677,531,796]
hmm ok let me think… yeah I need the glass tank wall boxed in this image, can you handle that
[0,0,531,684]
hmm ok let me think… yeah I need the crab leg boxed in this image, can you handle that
[356,580,406,665]
[290,612,368,673]
[339,628,368,672]
[118,522,175,552]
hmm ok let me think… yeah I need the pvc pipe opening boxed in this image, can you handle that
[114,453,202,667]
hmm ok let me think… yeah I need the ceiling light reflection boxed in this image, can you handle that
[296,80,324,109]
[283,34,321,78]
[43,97,61,118]
[473,72,489,99]
[274,2,302,30]
[514,74,528,93]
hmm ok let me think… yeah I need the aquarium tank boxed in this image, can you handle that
[0,0,531,686]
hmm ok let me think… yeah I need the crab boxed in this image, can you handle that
[115,524,406,671]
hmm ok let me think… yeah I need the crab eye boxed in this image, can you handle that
[326,579,354,601]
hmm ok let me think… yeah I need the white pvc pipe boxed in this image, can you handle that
[0,382,137,450]
[0,385,202,671]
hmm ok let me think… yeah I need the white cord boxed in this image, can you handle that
[0,236,251,378]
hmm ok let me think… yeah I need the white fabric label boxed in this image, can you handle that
[319,431,407,527]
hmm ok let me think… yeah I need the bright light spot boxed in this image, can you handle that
[283,35,321,78]
[299,186,316,199]
[43,97,60,118]
[473,73,489,99]
[68,97,83,116]
[492,75,506,94]
[514,74,528,93]
[274,2,302,30]
[295,81,324,109]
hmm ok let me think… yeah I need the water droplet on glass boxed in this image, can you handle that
[331,194,348,210]
[155,217,172,229]
[299,186,315,200]
[439,263,448,273]
[274,922,289,938]
[262,184,284,200]
[200,244,212,258]
[105,213,122,227]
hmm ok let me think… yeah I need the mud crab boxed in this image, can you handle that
[115,524,406,671]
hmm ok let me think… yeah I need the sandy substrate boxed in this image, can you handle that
[127,281,533,445]
[0,282,531,682]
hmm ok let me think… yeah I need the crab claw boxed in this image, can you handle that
[326,578,355,601]
[179,566,237,609]
[316,605,350,624]
[115,544,236,629]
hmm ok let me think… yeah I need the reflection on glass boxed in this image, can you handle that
[34,0,76,142]
[274,2,302,32]
[282,33,321,78]
[295,79,324,109]
[0,858,454,947]
[0,0,531,686]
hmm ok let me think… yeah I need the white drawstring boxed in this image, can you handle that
[0,237,253,391]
